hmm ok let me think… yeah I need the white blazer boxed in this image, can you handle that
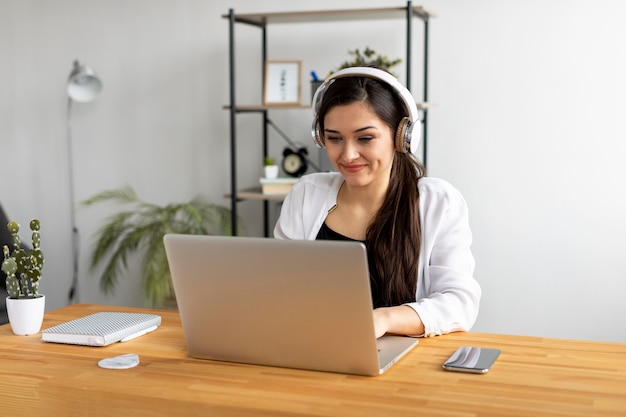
[274,172,481,337]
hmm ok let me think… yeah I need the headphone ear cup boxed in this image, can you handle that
[395,117,413,153]
[311,118,325,148]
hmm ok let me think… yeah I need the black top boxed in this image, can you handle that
[316,222,382,308]
[315,221,355,241]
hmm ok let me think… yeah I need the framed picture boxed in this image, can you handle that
[263,61,301,106]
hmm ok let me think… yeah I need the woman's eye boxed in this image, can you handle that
[358,136,374,142]
[325,136,342,143]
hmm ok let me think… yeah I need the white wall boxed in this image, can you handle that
[1,0,625,343]
[430,1,626,343]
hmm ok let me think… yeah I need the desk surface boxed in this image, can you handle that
[1,304,625,417]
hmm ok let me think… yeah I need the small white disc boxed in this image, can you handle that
[98,353,140,369]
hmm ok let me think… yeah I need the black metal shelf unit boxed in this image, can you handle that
[225,2,435,236]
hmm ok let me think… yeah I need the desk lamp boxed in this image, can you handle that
[66,60,102,303]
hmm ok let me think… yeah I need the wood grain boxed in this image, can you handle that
[221,6,436,25]
[1,304,625,417]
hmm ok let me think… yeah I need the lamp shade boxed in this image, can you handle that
[67,60,102,103]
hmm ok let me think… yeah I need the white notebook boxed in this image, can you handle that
[41,312,161,347]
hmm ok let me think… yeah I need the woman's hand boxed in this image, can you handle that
[373,308,391,338]
[373,305,425,338]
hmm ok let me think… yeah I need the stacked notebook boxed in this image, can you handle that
[41,312,161,347]
[259,177,298,195]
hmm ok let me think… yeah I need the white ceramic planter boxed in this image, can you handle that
[6,295,46,336]
[264,165,279,179]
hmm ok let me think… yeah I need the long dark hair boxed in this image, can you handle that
[318,74,426,307]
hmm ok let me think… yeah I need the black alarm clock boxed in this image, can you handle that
[282,147,308,177]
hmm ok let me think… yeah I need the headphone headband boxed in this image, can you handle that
[311,67,421,154]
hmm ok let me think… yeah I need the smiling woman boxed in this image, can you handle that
[274,67,481,339]
[322,101,396,190]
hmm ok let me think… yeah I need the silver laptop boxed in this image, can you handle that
[163,234,418,376]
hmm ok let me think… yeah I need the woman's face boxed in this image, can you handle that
[322,101,395,189]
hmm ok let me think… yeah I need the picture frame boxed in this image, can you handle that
[263,61,302,106]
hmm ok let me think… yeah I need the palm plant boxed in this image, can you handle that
[82,186,244,307]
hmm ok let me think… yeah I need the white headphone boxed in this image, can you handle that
[311,67,421,154]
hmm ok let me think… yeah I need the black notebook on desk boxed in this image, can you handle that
[41,312,161,347]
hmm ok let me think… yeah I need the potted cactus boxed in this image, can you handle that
[2,219,46,335]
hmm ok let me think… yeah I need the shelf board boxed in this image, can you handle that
[223,104,311,112]
[222,6,436,26]
[224,102,432,112]
[225,187,287,202]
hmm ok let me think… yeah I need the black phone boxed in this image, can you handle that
[442,346,501,374]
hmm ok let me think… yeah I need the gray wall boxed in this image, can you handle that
[2,0,625,342]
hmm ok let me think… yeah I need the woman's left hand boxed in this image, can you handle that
[372,305,425,338]
[372,308,390,338]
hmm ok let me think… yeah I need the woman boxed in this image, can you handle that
[274,67,480,338]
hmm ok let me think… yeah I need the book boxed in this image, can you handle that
[260,177,298,195]
[41,312,162,346]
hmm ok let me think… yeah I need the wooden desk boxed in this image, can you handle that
[1,304,625,417]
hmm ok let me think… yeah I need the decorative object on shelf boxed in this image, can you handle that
[282,147,309,177]
[82,186,245,307]
[311,47,403,111]
[260,177,299,195]
[263,61,302,106]
[336,47,402,76]
[263,156,279,179]
[310,80,324,103]
[309,71,324,104]
[267,120,321,173]
[66,59,102,304]
[2,219,46,335]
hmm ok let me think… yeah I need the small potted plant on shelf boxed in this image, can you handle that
[336,47,402,75]
[2,219,46,335]
[82,186,245,307]
[312,47,403,99]
[264,156,279,179]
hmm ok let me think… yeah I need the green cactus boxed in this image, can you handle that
[2,220,45,299]
[2,245,20,298]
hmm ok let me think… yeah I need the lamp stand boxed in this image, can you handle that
[66,98,80,304]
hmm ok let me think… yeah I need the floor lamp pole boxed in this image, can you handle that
[64,59,102,304]
[66,97,80,304]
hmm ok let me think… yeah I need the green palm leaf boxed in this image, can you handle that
[83,186,244,307]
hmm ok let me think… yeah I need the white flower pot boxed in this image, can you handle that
[6,295,46,336]
[264,165,279,179]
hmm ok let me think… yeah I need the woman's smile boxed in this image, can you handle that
[323,102,395,188]
[341,163,367,173]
